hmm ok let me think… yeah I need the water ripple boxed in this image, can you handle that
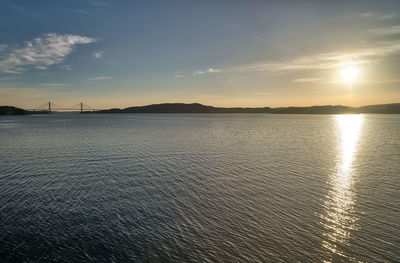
[0,114,399,262]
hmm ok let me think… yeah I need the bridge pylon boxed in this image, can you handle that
[33,101,96,112]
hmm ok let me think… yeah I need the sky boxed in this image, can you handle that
[1,0,400,109]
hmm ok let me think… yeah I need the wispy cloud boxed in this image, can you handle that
[88,76,111,80]
[192,70,205,76]
[41,83,69,87]
[0,44,7,51]
[174,71,185,78]
[362,79,400,84]
[93,51,104,58]
[292,78,321,83]
[369,25,400,36]
[60,65,72,71]
[192,68,222,76]
[231,51,363,74]
[0,33,97,74]
[35,66,47,70]
[190,21,400,77]
[195,39,400,76]
[359,12,398,20]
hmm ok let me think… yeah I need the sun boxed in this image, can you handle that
[340,65,359,83]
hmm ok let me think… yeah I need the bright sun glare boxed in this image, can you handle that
[340,65,359,83]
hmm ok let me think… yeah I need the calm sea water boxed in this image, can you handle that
[0,113,399,262]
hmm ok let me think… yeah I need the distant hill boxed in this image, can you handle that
[3,103,400,115]
[269,105,357,114]
[357,103,400,114]
[98,103,271,113]
[0,106,29,115]
[98,103,400,114]
[116,103,272,113]
[0,106,51,115]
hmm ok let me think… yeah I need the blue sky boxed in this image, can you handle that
[1,0,400,108]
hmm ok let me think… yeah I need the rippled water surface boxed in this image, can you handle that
[0,113,399,262]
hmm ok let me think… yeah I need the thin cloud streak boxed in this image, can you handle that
[0,33,97,74]
[174,71,185,78]
[60,65,72,71]
[88,76,111,80]
[192,21,400,77]
[41,83,69,87]
[359,12,398,20]
[293,78,321,83]
[369,25,400,36]
[94,51,104,58]
[362,79,400,84]
[192,68,222,76]
[233,43,399,73]
[196,39,400,76]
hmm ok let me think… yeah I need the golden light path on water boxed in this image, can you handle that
[321,115,363,262]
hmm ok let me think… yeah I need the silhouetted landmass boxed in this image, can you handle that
[358,103,400,114]
[112,103,272,113]
[2,103,400,115]
[0,106,51,115]
[0,106,29,115]
[270,105,357,114]
[98,103,272,113]
[97,103,400,114]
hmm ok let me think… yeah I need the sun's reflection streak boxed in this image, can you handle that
[321,115,363,261]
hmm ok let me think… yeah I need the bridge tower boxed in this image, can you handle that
[48,101,51,113]
[80,102,83,113]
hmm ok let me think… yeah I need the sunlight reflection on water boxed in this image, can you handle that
[321,115,363,261]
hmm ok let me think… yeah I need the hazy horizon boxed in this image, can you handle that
[1,1,400,109]
[5,99,400,111]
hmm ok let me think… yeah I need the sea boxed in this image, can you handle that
[0,113,399,262]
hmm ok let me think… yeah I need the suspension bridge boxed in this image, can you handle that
[31,102,97,113]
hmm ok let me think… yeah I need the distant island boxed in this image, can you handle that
[2,103,400,115]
